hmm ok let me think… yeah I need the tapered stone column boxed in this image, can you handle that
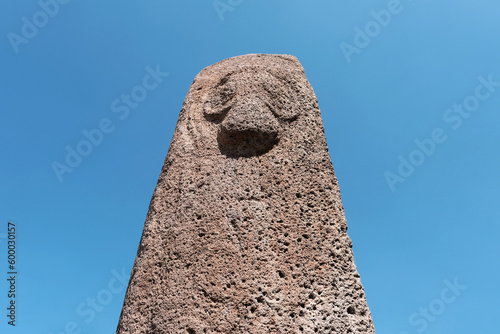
[116,54,375,333]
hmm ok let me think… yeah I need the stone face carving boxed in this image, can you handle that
[204,69,301,157]
[116,54,376,333]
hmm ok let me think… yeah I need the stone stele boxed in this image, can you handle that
[116,54,375,333]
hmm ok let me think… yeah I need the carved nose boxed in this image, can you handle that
[221,97,279,134]
[218,97,279,157]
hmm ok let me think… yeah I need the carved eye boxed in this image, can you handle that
[219,85,236,105]
[261,76,299,122]
[203,79,236,122]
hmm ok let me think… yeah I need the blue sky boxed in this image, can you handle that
[1,0,499,333]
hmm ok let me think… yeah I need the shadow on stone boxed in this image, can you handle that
[217,127,279,158]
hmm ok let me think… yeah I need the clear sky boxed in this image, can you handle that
[1,1,499,333]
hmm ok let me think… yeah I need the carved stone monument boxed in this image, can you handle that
[116,54,375,333]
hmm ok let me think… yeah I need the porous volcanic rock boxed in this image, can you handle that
[116,54,375,333]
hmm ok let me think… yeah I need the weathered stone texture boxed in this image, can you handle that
[117,54,375,333]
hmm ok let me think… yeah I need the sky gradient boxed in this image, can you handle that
[1,1,500,333]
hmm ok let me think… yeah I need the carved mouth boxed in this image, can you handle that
[217,126,279,158]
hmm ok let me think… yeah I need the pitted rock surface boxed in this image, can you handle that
[116,54,376,334]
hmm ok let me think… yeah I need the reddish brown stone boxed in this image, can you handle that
[116,54,375,333]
